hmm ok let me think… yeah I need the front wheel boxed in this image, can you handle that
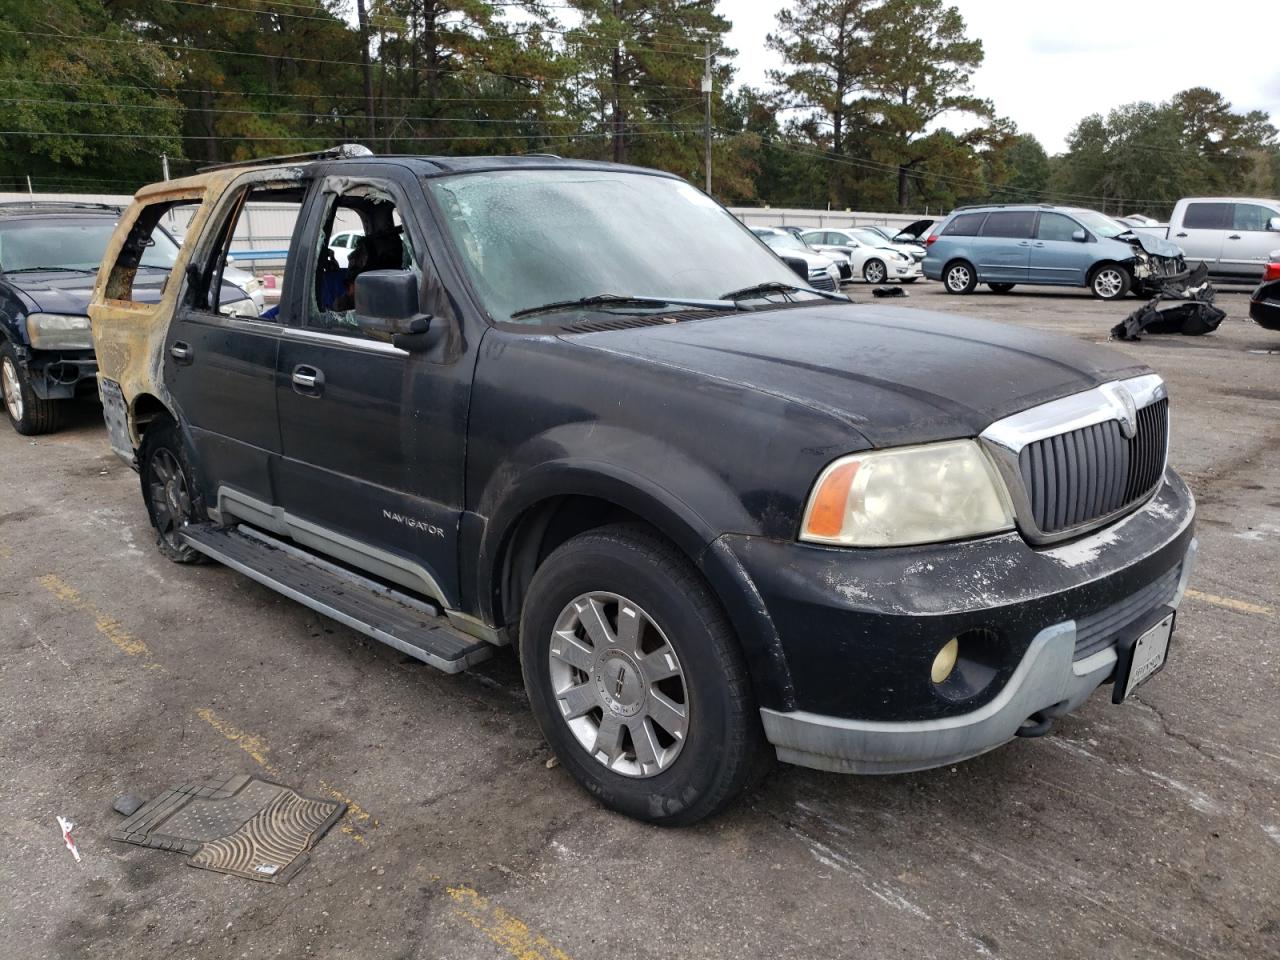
[1090,264,1131,300]
[520,524,769,825]
[862,259,887,284]
[944,261,977,294]
[1,342,61,435]
[138,419,208,563]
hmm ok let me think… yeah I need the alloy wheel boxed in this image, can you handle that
[947,265,971,292]
[548,591,689,778]
[147,448,193,549]
[1094,269,1125,299]
[865,260,886,283]
[2,357,23,423]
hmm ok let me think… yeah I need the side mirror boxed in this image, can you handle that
[1072,229,1088,242]
[354,269,432,337]
[1267,217,1280,232]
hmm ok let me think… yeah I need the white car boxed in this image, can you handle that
[328,229,364,268]
[751,228,843,291]
[221,262,265,315]
[802,229,922,284]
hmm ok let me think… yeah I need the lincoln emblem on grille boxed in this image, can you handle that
[1101,382,1139,439]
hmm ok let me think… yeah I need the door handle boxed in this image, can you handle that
[1228,234,1241,240]
[1175,232,1188,238]
[170,341,193,365]
[291,364,325,396]
[1033,242,1045,247]
[1018,241,1032,246]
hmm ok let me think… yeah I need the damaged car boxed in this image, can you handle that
[925,204,1188,300]
[90,147,1196,825]
[0,200,256,435]
[1248,250,1280,331]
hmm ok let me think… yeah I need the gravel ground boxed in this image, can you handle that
[1,281,1277,960]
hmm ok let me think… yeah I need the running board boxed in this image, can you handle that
[179,523,492,674]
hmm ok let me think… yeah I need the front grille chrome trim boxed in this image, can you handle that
[979,374,1169,545]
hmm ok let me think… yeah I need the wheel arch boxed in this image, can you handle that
[129,392,177,447]
[478,464,795,712]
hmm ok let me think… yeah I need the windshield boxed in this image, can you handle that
[848,227,890,246]
[1071,210,1126,240]
[427,170,804,323]
[0,217,179,273]
[759,231,807,252]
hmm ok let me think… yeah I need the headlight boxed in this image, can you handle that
[26,312,93,350]
[800,440,1015,547]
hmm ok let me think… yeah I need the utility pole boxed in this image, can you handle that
[355,0,376,145]
[702,40,712,196]
[26,174,33,204]
[161,153,170,181]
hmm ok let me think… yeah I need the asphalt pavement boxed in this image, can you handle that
[1,282,1277,960]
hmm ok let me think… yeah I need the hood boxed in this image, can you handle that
[7,266,247,315]
[1119,231,1182,258]
[894,219,934,240]
[564,304,1148,447]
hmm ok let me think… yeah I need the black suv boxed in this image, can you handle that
[91,148,1197,824]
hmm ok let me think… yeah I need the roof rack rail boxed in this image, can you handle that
[519,153,562,159]
[197,143,373,172]
[952,202,1058,212]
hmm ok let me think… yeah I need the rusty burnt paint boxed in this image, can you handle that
[88,168,279,448]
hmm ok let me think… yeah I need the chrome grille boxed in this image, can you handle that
[980,374,1170,544]
[808,269,837,291]
[1018,397,1168,535]
[1073,562,1181,661]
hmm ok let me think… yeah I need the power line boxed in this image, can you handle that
[0,126,704,143]
[0,76,700,106]
[0,96,703,127]
[0,27,705,91]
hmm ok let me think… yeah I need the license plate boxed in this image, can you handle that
[1117,611,1175,702]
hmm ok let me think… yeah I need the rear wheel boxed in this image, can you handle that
[863,259,887,284]
[987,283,1016,293]
[520,523,769,825]
[1090,264,1131,300]
[139,419,207,563]
[944,260,977,294]
[1,342,60,435]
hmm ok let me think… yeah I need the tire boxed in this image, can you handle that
[943,260,977,295]
[138,418,208,563]
[862,259,887,284]
[987,283,1016,294]
[1089,264,1131,300]
[519,523,770,825]
[900,276,919,284]
[1,341,61,435]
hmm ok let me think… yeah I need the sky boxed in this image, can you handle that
[722,0,1280,154]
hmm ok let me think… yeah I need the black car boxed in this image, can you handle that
[0,202,256,435]
[1249,255,1280,330]
[92,148,1197,825]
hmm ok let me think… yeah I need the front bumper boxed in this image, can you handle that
[724,469,1196,774]
[890,260,922,280]
[24,348,98,400]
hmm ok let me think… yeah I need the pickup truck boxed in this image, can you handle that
[88,145,1197,825]
[1135,197,1280,280]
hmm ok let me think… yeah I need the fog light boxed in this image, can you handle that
[931,638,959,684]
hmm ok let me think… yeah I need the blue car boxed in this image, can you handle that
[924,204,1188,300]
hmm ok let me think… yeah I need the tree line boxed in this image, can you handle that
[0,0,1276,218]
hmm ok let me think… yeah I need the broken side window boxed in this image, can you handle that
[104,199,200,304]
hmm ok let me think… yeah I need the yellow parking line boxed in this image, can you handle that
[37,574,151,658]
[1185,588,1272,617]
[446,885,575,960]
[195,707,375,845]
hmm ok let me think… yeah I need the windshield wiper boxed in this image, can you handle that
[1,266,96,275]
[509,293,745,320]
[720,281,849,303]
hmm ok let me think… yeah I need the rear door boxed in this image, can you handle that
[272,164,468,608]
[161,177,308,508]
[1221,202,1280,278]
[974,211,1036,282]
[1028,211,1094,285]
[1172,202,1229,269]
